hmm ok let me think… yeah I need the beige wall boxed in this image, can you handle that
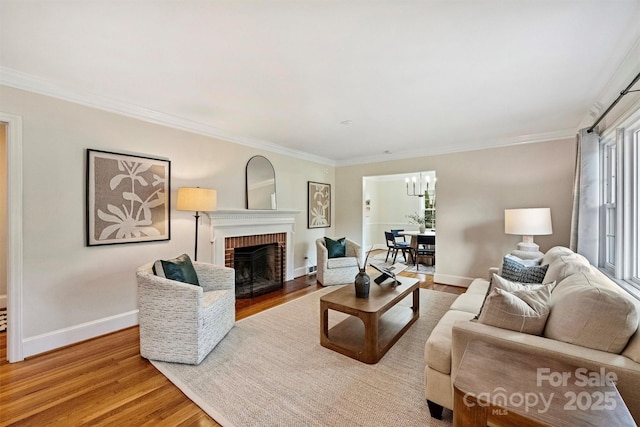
[0,85,335,339]
[335,139,576,285]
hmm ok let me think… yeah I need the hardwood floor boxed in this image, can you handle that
[0,266,464,426]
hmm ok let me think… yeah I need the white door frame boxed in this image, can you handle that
[1,112,24,362]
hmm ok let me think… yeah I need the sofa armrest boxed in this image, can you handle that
[488,266,499,281]
[451,320,640,423]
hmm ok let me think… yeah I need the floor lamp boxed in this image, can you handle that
[177,187,217,261]
[504,208,552,259]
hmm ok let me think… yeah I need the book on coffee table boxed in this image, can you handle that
[369,263,407,285]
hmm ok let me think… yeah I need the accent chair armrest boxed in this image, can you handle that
[193,262,235,292]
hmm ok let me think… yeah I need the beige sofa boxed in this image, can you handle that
[424,246,640,423]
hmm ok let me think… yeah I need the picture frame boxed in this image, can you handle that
[308,181,331,228]
[86,149,171,246]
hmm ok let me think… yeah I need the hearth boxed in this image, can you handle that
[234,243,283,298]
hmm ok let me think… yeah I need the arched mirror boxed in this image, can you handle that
[246,155,277,210]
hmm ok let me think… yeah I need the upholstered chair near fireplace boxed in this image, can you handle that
[316,237,362,286]
[136,257,235,365]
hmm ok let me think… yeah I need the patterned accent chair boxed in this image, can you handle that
[136,261,235,365]
[316,238,362,286]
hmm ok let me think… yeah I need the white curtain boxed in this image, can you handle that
[570,128,600,264]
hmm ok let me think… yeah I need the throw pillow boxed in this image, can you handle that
[475,273,555,319]
[501,256,549,283]
[477,283,554,335]
[152,253,200,286]
[324,237,346,258]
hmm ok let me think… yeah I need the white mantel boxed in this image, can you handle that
[208,209,301,280]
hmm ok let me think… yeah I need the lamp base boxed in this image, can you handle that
[511,239,543,260]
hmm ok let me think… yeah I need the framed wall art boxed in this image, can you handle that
[308,181,331,228]
[86,149,171,246]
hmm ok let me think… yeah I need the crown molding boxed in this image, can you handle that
[0,67,336,166]
[578,34,640,131]
[335,128,577,167]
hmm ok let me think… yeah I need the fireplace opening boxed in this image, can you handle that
[234,243,284,298]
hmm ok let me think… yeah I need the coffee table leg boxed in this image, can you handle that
[320,302,329,345]
[362,312,379,363]
[412,288,420,315]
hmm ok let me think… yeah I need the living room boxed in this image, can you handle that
[1,1,640,425]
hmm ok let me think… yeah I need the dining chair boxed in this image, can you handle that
[415,234,436,270]
[391,229,407,242]
[384,231,411,264]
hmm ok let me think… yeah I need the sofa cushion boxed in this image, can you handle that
[450,292,487,314]
[324,237,346,258]
[477,283,553,335]
[425,310,477,374]
[542,253,591,284]
[153,253,199,286]
[544,272,640,353]
[327,257,358,269]
[541,246,575,266]
[501,256,549,283]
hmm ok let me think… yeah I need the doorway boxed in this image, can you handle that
[0,123,5,335]
[362,171,436,251]
[1,112,24,363]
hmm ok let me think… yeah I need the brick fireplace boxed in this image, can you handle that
[208,210,299,281]
[224,233,286,289]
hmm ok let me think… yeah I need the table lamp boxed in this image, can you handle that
[504,208,552,259]
[177,187,217,261]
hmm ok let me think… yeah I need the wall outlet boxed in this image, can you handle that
[307,265,317,275]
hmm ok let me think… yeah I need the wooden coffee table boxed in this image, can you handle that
[320,276,419,364]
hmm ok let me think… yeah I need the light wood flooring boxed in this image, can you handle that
[0,264,464,426]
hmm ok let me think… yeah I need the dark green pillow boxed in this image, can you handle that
[152,253,200,286]
[324,237,346,258]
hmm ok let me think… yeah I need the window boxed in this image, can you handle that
[603,140,617,271]
[600,110,640,298]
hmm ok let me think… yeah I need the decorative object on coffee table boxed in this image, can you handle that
[354,247,372,298]
[354,269,370,298]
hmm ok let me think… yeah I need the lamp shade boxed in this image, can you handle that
[177,187,217,212]
[504,208,552,236]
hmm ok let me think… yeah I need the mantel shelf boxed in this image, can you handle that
[208,209,301,217]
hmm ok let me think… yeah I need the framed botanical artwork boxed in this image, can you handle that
[308,181,331,228]
[86,149,171,246]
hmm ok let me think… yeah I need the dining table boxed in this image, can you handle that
[398,230,436,264]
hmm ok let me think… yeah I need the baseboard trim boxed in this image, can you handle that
[0,294,6,309]
[22,310,139,358]
[434,273,473,288]
[293,266,307,278]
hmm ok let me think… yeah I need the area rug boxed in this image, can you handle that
[151,287,456,427]
[370,252,435,275]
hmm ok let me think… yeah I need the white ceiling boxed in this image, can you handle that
[1,1,640,165]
